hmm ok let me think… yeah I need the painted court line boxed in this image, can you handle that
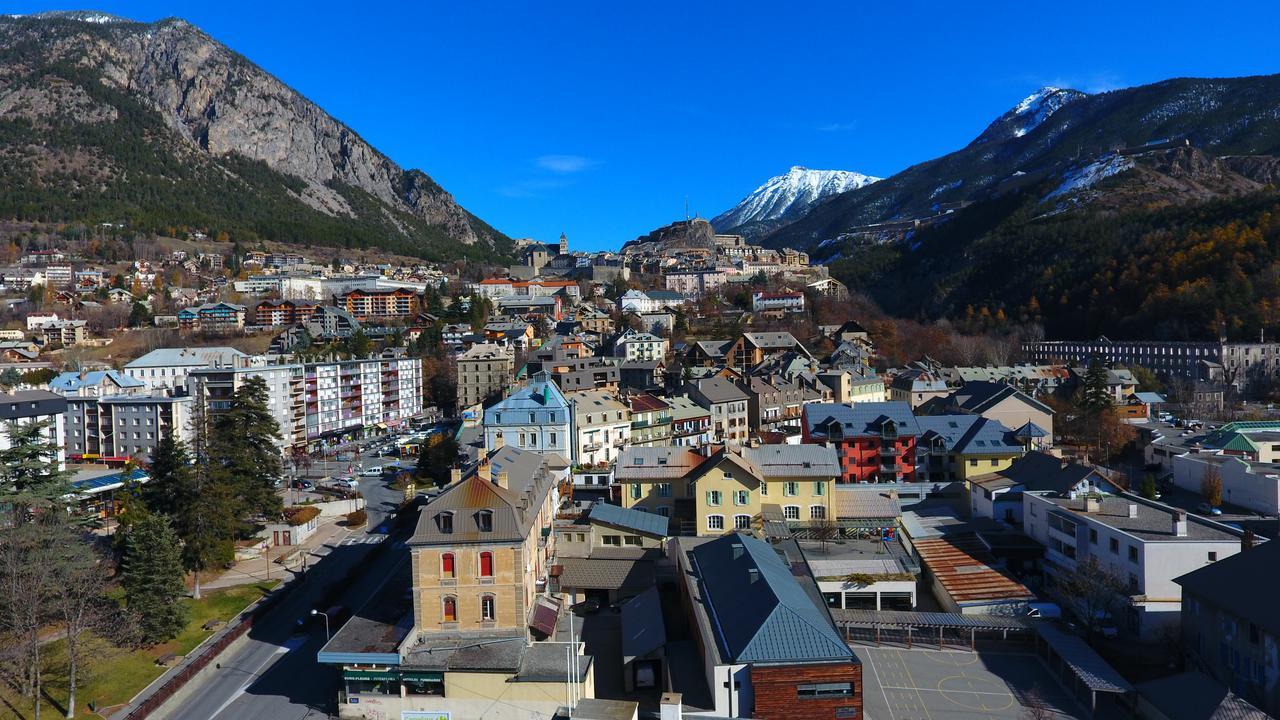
[879,685,1013,697]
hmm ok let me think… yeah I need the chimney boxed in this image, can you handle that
[1128,504,1139,518]
[1084,496,1101,513]
[730,542,744,560]
[449,468,462,485]
[494,470,509,489]
[1242,528,1256,552]
[1173,510,1188,537]
[493,432,505,451]
[660,692,683,720]
[748,568,759,584]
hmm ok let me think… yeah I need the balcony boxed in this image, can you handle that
[880,446,902,457]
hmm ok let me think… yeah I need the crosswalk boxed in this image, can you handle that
[339,534,388,547]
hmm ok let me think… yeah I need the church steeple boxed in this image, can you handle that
[558,232,568,255]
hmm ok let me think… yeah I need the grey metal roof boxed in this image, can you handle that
[621,586,666,659]
[689,376,749,404]
[1040,494,1241,543]
[1034,623,1134,693]
[688,533,855,665]
[831,608,1031,630]
[834,488,901,519]
[917,415,1023,455]
[125,346,247,368]
[949,381,1053,416]
[741,444,840,479]
[803,401,922,437]
[588,501,669,537]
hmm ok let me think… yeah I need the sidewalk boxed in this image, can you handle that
[200,518,354,592]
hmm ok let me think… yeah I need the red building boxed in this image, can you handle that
[254,299,318,327]
[801,401,921,483]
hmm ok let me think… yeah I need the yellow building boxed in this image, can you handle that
[614,444,840,536]
[409,445,568,633]
[916,415,1026,483]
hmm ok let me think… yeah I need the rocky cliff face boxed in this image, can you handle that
[0,12,506,257]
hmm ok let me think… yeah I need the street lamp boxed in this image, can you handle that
[312,608,331,640]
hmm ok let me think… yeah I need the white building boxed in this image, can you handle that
[570,389,631,467]
[751,291,805,314]
[124,347,251,393]
[613,330,668,363]
[483,372,573,457]
[1022,492,1242,640]
[0,390,67,470]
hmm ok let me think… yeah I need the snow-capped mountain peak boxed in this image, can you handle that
[712,166,879,233]
[972,86,1089,145]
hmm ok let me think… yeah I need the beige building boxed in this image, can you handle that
[456,342,513,409]
[570,389,632,466]
[615,444,839,535]
[409,446,567,633]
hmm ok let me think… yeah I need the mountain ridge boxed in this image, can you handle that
[0,11,511,262]
[763,74,1280,254]
[712,166,878,240]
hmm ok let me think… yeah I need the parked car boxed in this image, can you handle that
[291,479,315,490]
[360,466,384,477]
[333,478,359,490]
[1196,502,1223,516]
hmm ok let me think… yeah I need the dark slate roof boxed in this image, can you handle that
[556,557,654,591]
[688,533,855,664]
[979,451,1106,494]
[588,501,669,537]
[1135,671,1270,720]
[948,381,1052,415]
[802,401,921,437]
[1175,539,1280,637]
[917,415,1023,455]
[621,586,666,659]
[410,446,558,546]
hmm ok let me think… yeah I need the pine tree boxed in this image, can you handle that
[0,420,71,524]
[144,431,235,600]
[121,512,188,645]
[1081,357,1113,414]
[210,376,284,526]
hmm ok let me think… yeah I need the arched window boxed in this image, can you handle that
[441,552,455,578]
[479,551,494,577]
[481,594,496,621]
[442,596,457,622]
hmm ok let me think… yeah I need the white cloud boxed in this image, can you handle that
[535,154,601,174]
[816,121,858,132]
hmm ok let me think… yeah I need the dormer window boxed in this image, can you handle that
[477,510,494,533]
[437,511,454,534]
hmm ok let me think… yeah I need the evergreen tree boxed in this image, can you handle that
[127,300,152,328]
[143,431,235,599]
[0,420,71,523]
[347,329,372,358]
[1081,357,1113,414]
[121,512,188,644]
[210,376,284,525]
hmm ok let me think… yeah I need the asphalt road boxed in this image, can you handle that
[162,444,414,720]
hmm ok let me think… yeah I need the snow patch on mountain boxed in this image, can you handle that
[713,166,879,231]
[1045,154,1135,200]
[972,86,1088,145]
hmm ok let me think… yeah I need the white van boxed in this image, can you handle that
[360,466,384,477]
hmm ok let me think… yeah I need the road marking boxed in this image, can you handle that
[878,684,1013,697]
[205,644,291,720]
[895,649,935,720]
[867,645,898,720]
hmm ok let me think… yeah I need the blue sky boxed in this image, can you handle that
[11,2,1280,250]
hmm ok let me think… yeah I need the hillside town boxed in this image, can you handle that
[1,223,1277,720]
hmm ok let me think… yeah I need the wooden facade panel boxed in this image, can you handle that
[750,661,863,720]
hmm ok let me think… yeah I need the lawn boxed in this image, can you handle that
[0,581,278,720]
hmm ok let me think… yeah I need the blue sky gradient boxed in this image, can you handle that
[10,1,1280,249]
